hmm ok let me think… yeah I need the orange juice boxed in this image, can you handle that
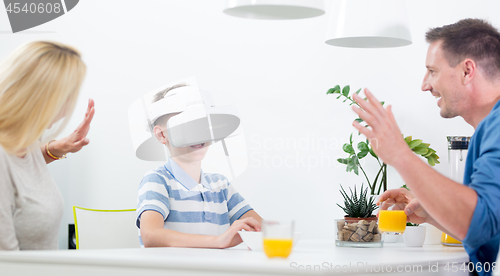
[263,239,293,258]
[441,233,463,246]
[378,210,407,233]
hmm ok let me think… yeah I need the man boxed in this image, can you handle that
[352,18,500,275]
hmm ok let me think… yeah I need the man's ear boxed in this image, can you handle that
[462,59,477,85]
[153,125,168,145]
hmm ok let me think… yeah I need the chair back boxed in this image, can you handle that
[73,206,139,249]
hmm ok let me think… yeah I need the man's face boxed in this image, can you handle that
[421,41,467,118]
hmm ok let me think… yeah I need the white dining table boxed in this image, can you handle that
[0,240,470,276]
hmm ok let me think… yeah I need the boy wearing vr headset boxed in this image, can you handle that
[136,84,261,248]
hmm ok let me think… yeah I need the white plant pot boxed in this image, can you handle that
[422,223,442,245]
[383,233,400,243]
[404,226,426,247]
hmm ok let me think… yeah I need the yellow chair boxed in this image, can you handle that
[73,206,140,249]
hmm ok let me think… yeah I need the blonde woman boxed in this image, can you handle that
[0,41,94,250]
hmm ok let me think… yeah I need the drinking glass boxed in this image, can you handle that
[262,220,294,258]
[378,201,407,235]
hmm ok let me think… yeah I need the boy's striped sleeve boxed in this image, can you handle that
[136,172,170,228]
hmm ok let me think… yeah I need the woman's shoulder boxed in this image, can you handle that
[0,145,13,187]
[0,145,10,166]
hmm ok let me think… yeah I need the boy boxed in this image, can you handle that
[136,84,261,248]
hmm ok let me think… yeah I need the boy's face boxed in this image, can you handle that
[153,124,210,162]
[167,140,210,162]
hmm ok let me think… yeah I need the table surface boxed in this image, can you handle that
[0,240,469,275]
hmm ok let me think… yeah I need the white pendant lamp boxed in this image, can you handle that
[223,0,325,20]
[325,0,412,48]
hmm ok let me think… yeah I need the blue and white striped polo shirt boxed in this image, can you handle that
[136,158,252,242]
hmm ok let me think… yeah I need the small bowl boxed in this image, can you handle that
[238,231,303,251]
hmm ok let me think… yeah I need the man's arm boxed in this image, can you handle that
[139,211,260,248]
[352,90,477,240]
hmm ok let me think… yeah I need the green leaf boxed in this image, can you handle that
[431,153,440,165]
[351,155,359,164]
[349,155,358,164]
[336,95,342,99]
[412,145,428,152]
[342,85,350,97]
[343,143,355,155]
[355,88,362,94]
[357,151,369,159]
[354,118,364,123]
[380,101,385,106]
[337,158,348,164]
[404,136,412,143]
[327,88,336,94]
[427,157,436,166]
[423,149,436,157]
[357,142,369,152]
[349,133,353,144]
[408,139,423,149]
[346,155,359,175]
[413,147,429,155]
[369,147,378,159]
[346,162,355,173]
[333,85,340,92]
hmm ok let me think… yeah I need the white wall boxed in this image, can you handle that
[1,0,497,249]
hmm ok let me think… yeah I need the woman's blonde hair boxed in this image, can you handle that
[0,41,86,155]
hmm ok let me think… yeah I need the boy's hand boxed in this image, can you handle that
[215,217,261,249]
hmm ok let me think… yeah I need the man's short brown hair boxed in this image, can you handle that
[425,18,500,80]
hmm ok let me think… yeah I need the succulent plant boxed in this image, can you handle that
[337,184,378,218]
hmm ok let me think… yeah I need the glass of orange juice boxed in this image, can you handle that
[378,201,407,235]
[262,220,294,258]
[441,232,463,246]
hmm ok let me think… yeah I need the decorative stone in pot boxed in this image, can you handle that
[335,217,383,248]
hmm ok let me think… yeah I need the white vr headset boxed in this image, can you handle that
[151,86,240,149]
[128,79,241,162]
